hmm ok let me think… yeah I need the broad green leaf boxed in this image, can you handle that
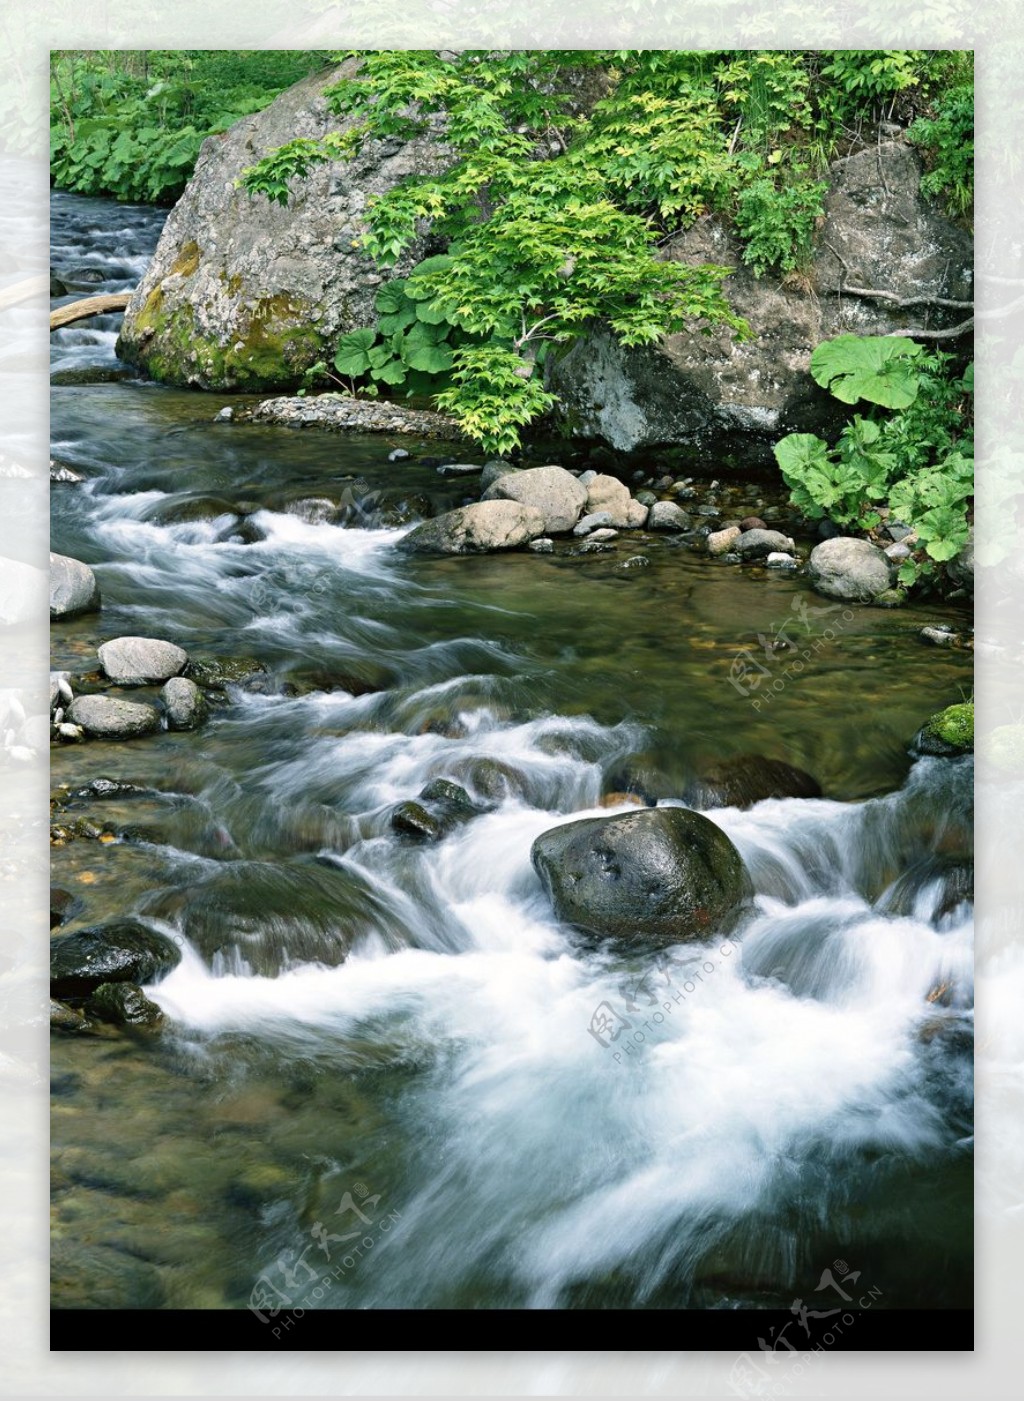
[332,327,376,376]
[378,303,417,335]
[407,343,454,374]
[809,334,924,408]
[415,299,450,325]
[374,279,409,313]
[370,358,408,385]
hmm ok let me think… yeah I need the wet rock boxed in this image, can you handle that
[186,656,268,690]
[707,526,742,556]
[145,495,240,526]
[573,511,614,536]
[684,755,823,810]
[391,779,483,841]
[55,723,86,743]
[589,528,619,542]
[161,676,208,731]
[50,671,73,716]
[437,462,483,476]
[912,702,973,757]
[577,539,615,555]
[449,757,528,803]
[98,636,188,685]
[85,982,164,1027]
[647,501,693,531]
[739,516,767,532]
[920,625,961,648]
[531,806,749,946]
[482,464,588,534]
[50,918,182,998]
[141,857,383,975]
[734,528,796,560]
[50,887,75,929]
[480,462,519,491]
[873,588,905,608]
[946,527,974,594]
[79,777,148,800]
[619,555,650,569]
[766,552,797,568]
[807,536,893,602]
[881,855,973,922]
[49,998,87,1032]
[398,500,546,555]
[635,490,658,507]
[66,696,161,739]
[388,448,411,462]
[49,552,100,619]
[528,538,554,554]
[885,541,913,564]
[50,459,85,483]
[374,493,434,527]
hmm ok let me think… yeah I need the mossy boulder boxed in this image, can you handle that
[912,702,974,757]
[116,60,451,391]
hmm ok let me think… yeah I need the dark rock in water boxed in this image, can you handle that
[390,800,445,842]
[50,459,86,484]
[448,757,528,803]
[186,656,268,690]
[437,462,483,476]
[78,777,148,800]
[374,492,434,527]
[50,552,100,619]
[144,495,239,526]
[880,855,973,923]
[531,806,749,946]
[50,998,86,1032]
[86,981,164,1026]
[911,702,973,757]
[141,857,388,975]
[50,274,67,297]
[220,514,267,545]
[738,516,767,532]
[685,755,823,810]
[49,366,136,386]
[391,779,485,841]
[50,887,75,929]
[294,660,397,697]
[50,918,182,998]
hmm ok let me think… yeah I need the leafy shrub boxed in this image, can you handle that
[773,334,973,591]
[908,81,974,217]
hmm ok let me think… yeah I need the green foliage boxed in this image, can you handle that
[239,50,973,451]
[50,51,327,203]
[809,334,924,408]
[908,81,974,217]
[435,347,559,458]
[733,174,826,277]
[774,335,973,593]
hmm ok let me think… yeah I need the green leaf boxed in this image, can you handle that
[377,304,417,335]
[406,343,454,374]
[332,327,376,376]
[415,299,450,325]
[370,358,408,385]
[374,279,410,313]
[809,335,924,408]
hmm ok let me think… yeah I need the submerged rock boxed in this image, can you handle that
[390,778,485,842]
[482,464,588,535]
[531,806,749,946]
[66,696,161,739]
[50,552,100,619]
[398,500,546,555]
[807,536,893,602]
[50,918,182,998]
[99,636,189,685]
[734,528,796,560]
[684,755,823,810]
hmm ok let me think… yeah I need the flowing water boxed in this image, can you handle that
[50,193,974,1313]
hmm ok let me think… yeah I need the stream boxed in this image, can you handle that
[50,192,974,1315]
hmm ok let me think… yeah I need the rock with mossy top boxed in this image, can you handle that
[911,702,973,757]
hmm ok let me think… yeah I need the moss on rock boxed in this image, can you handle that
[914,702,973,757]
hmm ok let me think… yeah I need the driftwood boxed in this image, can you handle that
[50,293,133,332]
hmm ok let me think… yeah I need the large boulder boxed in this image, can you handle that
[482,465,588,534]
[584,474,648,528]
[49,552,100,619]
[99,636,188,685]
[116,60,451,391]
[66,695,161,739]
[807,536,893,602]
[398,500,545,555]
[684,755,823,810]
[50,919,181,998]
[531,806,749,946]
[549,143,972,461]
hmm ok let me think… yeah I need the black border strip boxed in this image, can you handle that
[51,1308,973,1352]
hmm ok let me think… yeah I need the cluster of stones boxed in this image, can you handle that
[50,636,208,745]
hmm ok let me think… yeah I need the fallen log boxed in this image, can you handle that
[50,293,132,332]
